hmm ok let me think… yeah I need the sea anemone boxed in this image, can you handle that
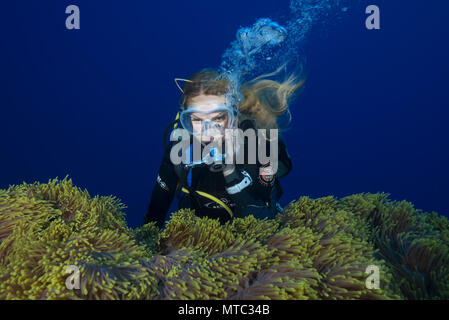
[0,176,158,299]
[0,177,448,299]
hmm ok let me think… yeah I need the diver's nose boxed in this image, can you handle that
[202,120,212,134]
[202,122,214,140]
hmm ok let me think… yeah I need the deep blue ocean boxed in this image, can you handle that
[1,0,448,228]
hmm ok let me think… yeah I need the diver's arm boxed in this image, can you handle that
[276,137,292,178]
[224,166,273,218]
[143,149,178,228]
[223,136,292,218]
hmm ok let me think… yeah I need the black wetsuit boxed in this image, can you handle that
[143,120,292,228]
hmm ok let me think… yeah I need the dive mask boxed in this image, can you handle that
[179,105,236,136]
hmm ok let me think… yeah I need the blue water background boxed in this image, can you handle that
[1,0,448,228]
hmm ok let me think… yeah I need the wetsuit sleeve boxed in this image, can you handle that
[224,136,292,219]
[143,146,179,228]
[275,137,292,178]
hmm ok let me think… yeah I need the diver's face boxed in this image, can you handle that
[189,94,229,144]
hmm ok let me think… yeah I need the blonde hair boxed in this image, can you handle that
[179,65,306,130]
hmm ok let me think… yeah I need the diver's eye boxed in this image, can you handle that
[213,115,227,122]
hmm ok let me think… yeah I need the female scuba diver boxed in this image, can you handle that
[143,67,305,228]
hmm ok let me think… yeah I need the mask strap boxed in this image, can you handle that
[174,78,193,94]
